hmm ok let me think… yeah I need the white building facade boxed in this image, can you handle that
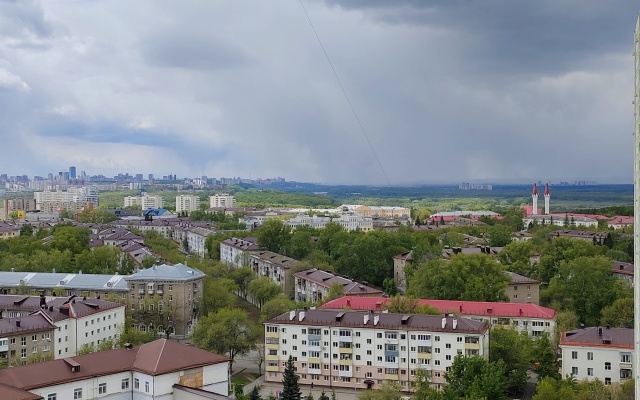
[220,237,260,268]
[560,327,632,385]
[176,195,200,213]
[124,195,165,209]
[265,309,490,391]
[209,194,236,208]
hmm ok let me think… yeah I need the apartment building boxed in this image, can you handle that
[265,309,490,391]
[294,269,383,303]
[2,197,36,220]
[175,195,200,213]
[560,327,633,385]
[220,237,260,268]
[505,272,540,305]
[249,251,300,297]
[333,214,373,232]
[34,186,99,212]
[285,215,331,230]
[113,218,186,239]
[393,251,413,294]
[172,224,215,257]
[0,338,230,400]
[0,221,21,239]
[352,205,410,219]
[321,296,556,338]
[124,264,205,338]
[0,314,55,367]
[124,194,165,209]
[209,193,236,208]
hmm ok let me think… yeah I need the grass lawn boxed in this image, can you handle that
[232,371,260,387]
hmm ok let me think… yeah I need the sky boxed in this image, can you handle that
[0,1,638,185]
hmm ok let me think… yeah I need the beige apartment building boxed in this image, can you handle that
[124,263,205,338]
[265,309,490,391]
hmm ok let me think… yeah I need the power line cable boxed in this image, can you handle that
[298,0,391,186]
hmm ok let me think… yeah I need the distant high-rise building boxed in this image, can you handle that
[633,12,639,394]
[148,174,154,181]
[69,166,76,179]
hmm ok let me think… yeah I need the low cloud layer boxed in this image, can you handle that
[0,0,637,184]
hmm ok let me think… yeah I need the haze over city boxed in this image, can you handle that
[0,1,638,184]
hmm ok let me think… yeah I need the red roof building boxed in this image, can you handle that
[320,296,556,337]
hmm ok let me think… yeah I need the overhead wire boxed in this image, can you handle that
[298,0,392,186]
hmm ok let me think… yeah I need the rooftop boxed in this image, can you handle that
[268,309,490,334]
[294,268,383,295]
[125,263,205,282]
[560,327,633,349]
[320,296,556,319]
[0,272,128,292]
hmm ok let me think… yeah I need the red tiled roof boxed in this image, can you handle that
[320,296,556,319]
[544,182,550,195]
[531,183,538,195]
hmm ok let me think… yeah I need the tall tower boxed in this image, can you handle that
[544,182,550,215]
[633,12,640,397]
[531,183,538,215]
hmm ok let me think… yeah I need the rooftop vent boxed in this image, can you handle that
[401,315,410,325]
[335,312,345,322]
[441,317,446,329]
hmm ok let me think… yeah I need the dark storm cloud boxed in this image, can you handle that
[321,0,638,76]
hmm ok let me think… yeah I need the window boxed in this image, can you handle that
[445,355,451,360]
[21,337,26,346]
[587,352,593,360]
[168,285,172,291]
[587,368,593,376]
[98,383,106,394]
[47,395,57,400]
[572,351,578,359]
[457,337,463,342]
[122,378,130,389]
[145,381,150,392]
[74,388,82,399]
[21,349,26,358]
[134,378,140,389]
[605,362,611,371]
[605,378,611,386]
[571,367,578,375]
[434,336,440,342]
[621,353,632,363]
[445,343,451,349]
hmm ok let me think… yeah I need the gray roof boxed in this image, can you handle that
[268,309,490,334]
[294,268,383,295]
[505,271,539,284]
[0,272,128,292]
[125,263,204,282]
[561,326,633,348]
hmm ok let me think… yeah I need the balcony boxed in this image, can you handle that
[339,335,352,343]
[156,289,163,295]
[417,339,432,347]
[308,343,321,352]
[147,290,154,295]
[338,346,352,354]
[266,364,279,372]
[338,369,353,378]
[384,337,398,345]
[309,367,321,375]
[138,289,145,294]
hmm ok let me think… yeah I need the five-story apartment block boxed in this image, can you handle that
[265,309,490,391]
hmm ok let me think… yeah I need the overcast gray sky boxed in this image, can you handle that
[0,1,638,184]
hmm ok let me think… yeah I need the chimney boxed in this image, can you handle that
[346,298,351,307]
[40,294,46,308]
[452,318,458,330]
[299,311,306,321]
[289,310,296,321]
[364,314,369,325]
[441,317,446,329]
[598,327,603,336]
[519,308,523,316]
[373,315,380,326]
[459,305,463,313]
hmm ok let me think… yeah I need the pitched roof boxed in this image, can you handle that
[268,309,489,334]
[0,272,128,292]
[125,263,205,281]
[320,296,556,319]
[294,269,383,295]
[560,327,633,349]
[0,384,42,400]
[0,339,229,391]
[505,271,539,284]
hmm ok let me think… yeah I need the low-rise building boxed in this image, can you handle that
[220,237,260,268]
[607,216,633,230]
[265,309,490,391]
[393,251,413,294]
[124,194,165,209]
[612,261,633,286]
[505,272,540,305]
[511,231,533,242]
[124,264,205,338]
[0,272,129,298]
[0,338,230,400]
[248,251,299,298]
[294,269,383,303]
[560,326,633,385]
[321,296,556,338]
[0,313,56,367]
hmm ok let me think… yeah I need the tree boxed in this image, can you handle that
[408,254,510,302]
[412,368,442,400]
[323,282,344,304]
[141,255,156,269]
[249,386,263,400]
[282,355,301,400]
[382,278,398,296]
[19,224,33,237]
[601,297,633,328]
[200,277,236,315]
[443,355,508,400]
[488,225,513,247]
[192,308,257,372]
[289,229,314,260]
[78,343,95,355]
[544,256,628,326]
[256,219,291,254]
[357,382,403,400]
[489,327,531,396]
[530,334,560,380]
[248,277,282,308]
[383,296,439,315]
[231,267,256,300]
[533,377,576,400]
[261,294,293,322]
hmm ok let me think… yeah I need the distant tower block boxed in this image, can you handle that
[531,183,539,215]
[544,182,550,215]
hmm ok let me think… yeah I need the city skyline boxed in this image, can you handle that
[0,1,638,184]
